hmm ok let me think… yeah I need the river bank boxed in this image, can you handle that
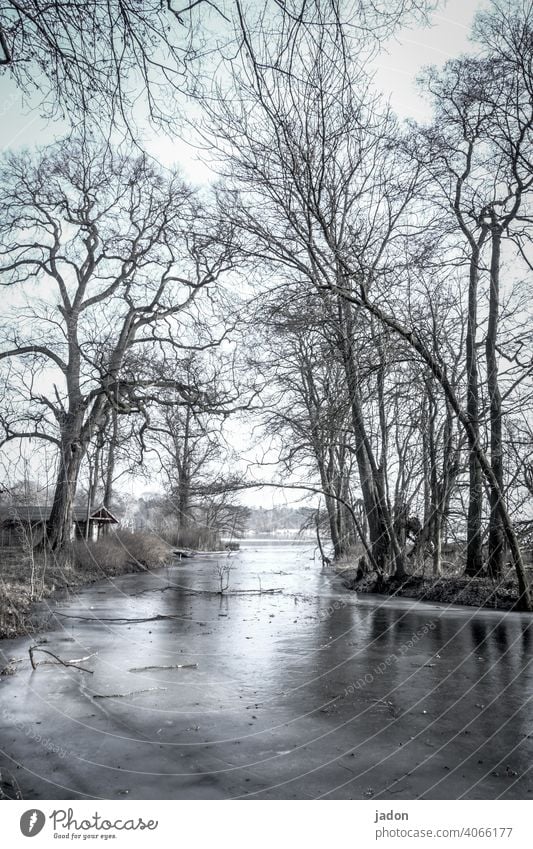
[0,533,172,641]
[339,567,532,612]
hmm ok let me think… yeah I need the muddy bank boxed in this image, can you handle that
[340,568,531,612]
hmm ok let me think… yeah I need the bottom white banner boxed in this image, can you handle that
[0,800,529,848]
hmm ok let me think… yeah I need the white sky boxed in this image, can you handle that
[0,0,490,508]
[373,0,489,120]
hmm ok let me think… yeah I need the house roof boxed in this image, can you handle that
[0,505,119,524]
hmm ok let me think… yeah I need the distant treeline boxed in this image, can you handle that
[245,507,315,535]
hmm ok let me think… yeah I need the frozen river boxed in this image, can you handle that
[0,540,531,799]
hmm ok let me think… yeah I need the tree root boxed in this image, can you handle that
[29,646,94,674]
[128,663,198,672]
[92,687,167,699]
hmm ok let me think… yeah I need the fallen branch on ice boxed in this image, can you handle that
[219,588,283,595]
[92,687,167,699]
[132,585,283,597]
[132,585,177,596]
[28,646,94,674]
[128,663,198,672]
[55,612,190,624]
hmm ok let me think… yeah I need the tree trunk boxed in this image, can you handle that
[174,407,192,531]
[48,429,85,551]
[439,400,461,562]
[104,407,118,508]
[315,508,330,565]
[338,297,405,576]
[301,357,351,558]
[177,472,191,530]
[465,236,486,576]
[427,380,442,576]
[89,431,104,511]
[316,456,343,558]
[486,225,505,580]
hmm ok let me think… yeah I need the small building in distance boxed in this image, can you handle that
[0,504,119,547]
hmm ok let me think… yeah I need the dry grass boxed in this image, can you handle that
[72,530,169,574]
[0,582,33,640]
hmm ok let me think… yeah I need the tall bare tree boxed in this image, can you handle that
[417,1,533,578]
[0,136,237,549]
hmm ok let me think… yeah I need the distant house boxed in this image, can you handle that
[0,505,119,547]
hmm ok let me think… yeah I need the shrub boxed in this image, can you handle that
[113,530,170,567]
[72,531,171,575]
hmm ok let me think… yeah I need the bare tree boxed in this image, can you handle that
[0,136,237,549]
[417,2,533,578]
[146,371,228,531]
[250,285,359,557]
[200,11,424,575]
